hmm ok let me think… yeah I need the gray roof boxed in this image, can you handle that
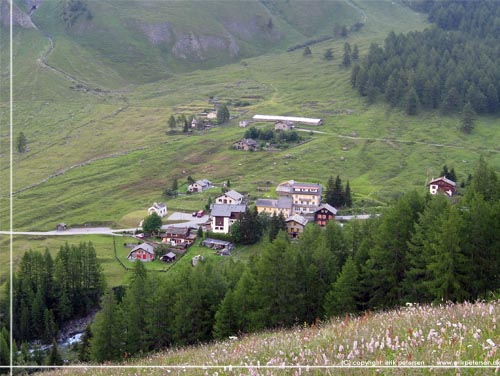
[165,252,176,258]
[196,179,212,187]
[151,202,166,209]
[256,196,292,210]
[286,214,308,226]
[316,203,338,215]
[162,227,190,236]
[129,243,155,256]
[276,180,322,195]
[223,190,243,201]
[211,204,247,217]
[428,176,456,187]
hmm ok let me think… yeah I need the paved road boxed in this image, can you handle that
[0,212,210,237]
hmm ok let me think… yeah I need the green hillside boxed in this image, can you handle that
[1,0,498,235]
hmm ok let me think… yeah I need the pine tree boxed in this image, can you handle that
[252,233,304,329]
[303,46,311,56]
[77,325,92,362]
[45,340,63,366]
[324,48,333,61]
[352,44,359,60]
[168,115,176,131]
[461,101,475,134]
[17,132,27,153]
[406,87,419,115]
[426,206,469,302]
[344,181,352,208]
[333,175,344,207]
[0,327,9,368]
[90,290,123,363]
[342,42,351,67]
[216,104,230,124]
[122,261,149,354]
[323,257,359,317]
[213,289,238,339]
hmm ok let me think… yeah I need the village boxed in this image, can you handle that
[124,171,456,268]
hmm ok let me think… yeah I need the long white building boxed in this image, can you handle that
[252,114,323,125]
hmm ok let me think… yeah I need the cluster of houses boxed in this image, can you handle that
[209,180,338,239]
[128,172,457,263]
[234,115,323,151]
[256,180,337,238]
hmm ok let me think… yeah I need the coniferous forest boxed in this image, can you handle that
[351,1,500,117]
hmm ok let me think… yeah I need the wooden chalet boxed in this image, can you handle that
[161,226,196,247]
[285,214,308,239]
[428,176,456,197]
[314,203,338,227]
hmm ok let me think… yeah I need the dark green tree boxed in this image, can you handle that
[324,48,333,61]
[344,181,352,208]
[77,325,92,362]
[406,87,419,115]
[122,261,149,355]
[252,233,303,329]
[142,212,162,237]
[461,101,475,134]
[45,340,63,366]
[168,115,176,131]
[323,257,359,317]
[342,42,351,67]
[352,44,359,60]
[90,290,123,363]
[213,289,238,339]
[17,132,27,153]
[216,104,230,124]
[303,46,311,56]
[426,206,469,302]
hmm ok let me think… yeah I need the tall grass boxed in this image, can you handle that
[39,299,500,375]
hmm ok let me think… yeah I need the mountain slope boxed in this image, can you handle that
[21,0,361,86]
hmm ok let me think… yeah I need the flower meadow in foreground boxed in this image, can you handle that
[42,300,500,375]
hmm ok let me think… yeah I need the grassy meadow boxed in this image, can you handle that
[1,0,500,289]
[36,299,500,375]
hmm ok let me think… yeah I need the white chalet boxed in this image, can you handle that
[210,204,247,234]
[215,190,244,205]
[148,202,167,217]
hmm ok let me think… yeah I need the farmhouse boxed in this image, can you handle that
[286,214,308,239]
[275,120,294,131]
[161,226,196,247]
[188,179,212,193]
[210,203,247,234]
[239,120,250,128]
[428,176,456,197]
[215,190,244,205]
[255,196,293,217]
[253,114,323,126]
[148,202,167,217]
[314,203,337,227]
[233,138,259,151]
[127,243,155,262]
[276,180,322,215]
[202,238,235,252]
